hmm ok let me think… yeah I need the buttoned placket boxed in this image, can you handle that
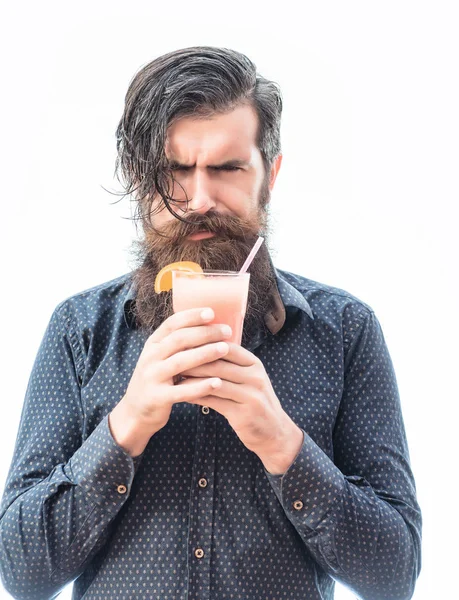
[184,332,268,599]
[186,404,217,600]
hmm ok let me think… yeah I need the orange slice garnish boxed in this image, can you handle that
[154,261,203,293]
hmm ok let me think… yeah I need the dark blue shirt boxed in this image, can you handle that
[0,267,421,599]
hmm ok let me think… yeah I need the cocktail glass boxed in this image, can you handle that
[172,270,250,345]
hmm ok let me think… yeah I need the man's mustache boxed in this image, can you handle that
[155,210,259,243]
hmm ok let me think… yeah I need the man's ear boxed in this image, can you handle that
[268,154,283,190]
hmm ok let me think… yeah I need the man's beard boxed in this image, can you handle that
[130,193,277,346]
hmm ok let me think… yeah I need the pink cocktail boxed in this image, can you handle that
[172,270,250,344]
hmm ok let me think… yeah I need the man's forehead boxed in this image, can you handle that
[165,146,253,163]
[165,135,254,156]
[164,105,259,158]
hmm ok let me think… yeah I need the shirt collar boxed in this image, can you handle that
[123,266,314,334]
[264,267,314,334]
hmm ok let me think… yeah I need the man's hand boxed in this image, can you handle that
[109,307,232,457]
[177,341,304,475]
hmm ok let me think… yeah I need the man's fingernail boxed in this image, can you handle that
[221,325,232,338]
[201,308,214,321]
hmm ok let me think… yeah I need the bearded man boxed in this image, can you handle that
[0,47,421,600]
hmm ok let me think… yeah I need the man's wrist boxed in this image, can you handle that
[256,422,304,476]
[108,400,152,458]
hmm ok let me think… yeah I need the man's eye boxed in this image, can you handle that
[217,166,241,171]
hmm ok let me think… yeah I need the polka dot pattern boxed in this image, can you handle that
[0,268,421,599]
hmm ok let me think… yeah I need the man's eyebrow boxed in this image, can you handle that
[167,158,250,168]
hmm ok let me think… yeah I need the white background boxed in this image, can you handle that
[0,1,457,598]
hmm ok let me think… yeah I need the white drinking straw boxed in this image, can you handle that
[238,236,264,274]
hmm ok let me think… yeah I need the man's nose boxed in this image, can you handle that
[185,169,217,214]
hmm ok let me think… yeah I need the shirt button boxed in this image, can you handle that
[202,406,210,414]
[198,478,208,488]
[195,548,205,559]
[117,485,127,495]
[293,500,303,510]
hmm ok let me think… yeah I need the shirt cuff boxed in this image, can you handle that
[265,429,345,531]
[68,415,137,512]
